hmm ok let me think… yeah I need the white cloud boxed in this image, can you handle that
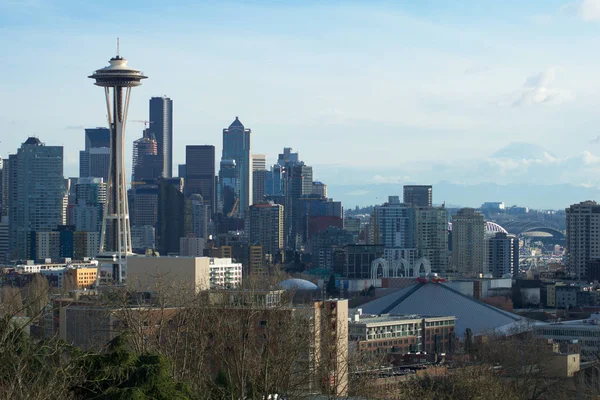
[372,175,410,184]
[583,150,600,165]
[500,67,574,107]
[561,0,600,21]
[579,0,600,21]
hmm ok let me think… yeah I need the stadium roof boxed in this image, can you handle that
[357,282,526,337]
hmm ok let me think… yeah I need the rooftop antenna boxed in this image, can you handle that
[117,37,120,57]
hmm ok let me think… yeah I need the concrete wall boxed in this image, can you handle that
[127,256,210,294]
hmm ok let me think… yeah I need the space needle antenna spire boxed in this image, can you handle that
[89,44,147,284]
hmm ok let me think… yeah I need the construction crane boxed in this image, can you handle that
[227,198,240,218]
[130,120,153,128]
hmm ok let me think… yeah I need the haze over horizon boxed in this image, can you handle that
[2,0,600,209]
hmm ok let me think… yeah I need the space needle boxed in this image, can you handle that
[89,42,147,283]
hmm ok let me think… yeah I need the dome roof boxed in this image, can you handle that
[279,278,318,291]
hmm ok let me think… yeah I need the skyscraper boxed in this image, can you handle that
[451,208,485,276]
[219,159,238,217]
[488,232,519,278]
[157,178,191,255]
[287,162,313,248]
[185,145,216,214]
[221,117,252,217]
[403,185,433,208]
[252,169,267,205]
[73,177,106,234]
[0,157,5,217]
[79,127,110,180]
[373,196,418,273]
[566,201,600,280]
[248,202,284,260]
[191,194,209,240]
[252,154,267,171]
[312,181,328,198]
[415,206,449,273]
[89,49,147,282]
[132,130,160,182]
[9,137,64,259]
[149,96,173,178]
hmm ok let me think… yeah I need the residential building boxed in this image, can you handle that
[248,244,265,276]
[221,117,252,217]
[415,206,449,273]
[0,216,8,262]
[185,145,216,214]
[349,312,456,355]
[149,96,173,178]
[403,185,432,208]
[373,197,418,273]
[9,138,65,259]
[247,202,284,260]
[191,194,209,239]
[252,169,267,205]
[63,267,98,289]
[127,256,241,292]
[488,232,519,278]
[209,257,243,289]
[313,299,349,397]
[451,208,486,276]
[566,201,600,280]
[0,158,8,217]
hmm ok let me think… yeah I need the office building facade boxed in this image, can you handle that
[403,185,432,208]
[9,138,65,259]
[221,117,252,217]
[185,145,216,214]
[149,96,173,178]
[488,232,519,278]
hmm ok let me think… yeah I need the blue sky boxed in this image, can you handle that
[2,0,600,206]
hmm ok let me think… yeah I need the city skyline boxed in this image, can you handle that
[3,1,600,209]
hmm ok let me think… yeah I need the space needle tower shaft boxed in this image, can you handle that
[89,43,147,283]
